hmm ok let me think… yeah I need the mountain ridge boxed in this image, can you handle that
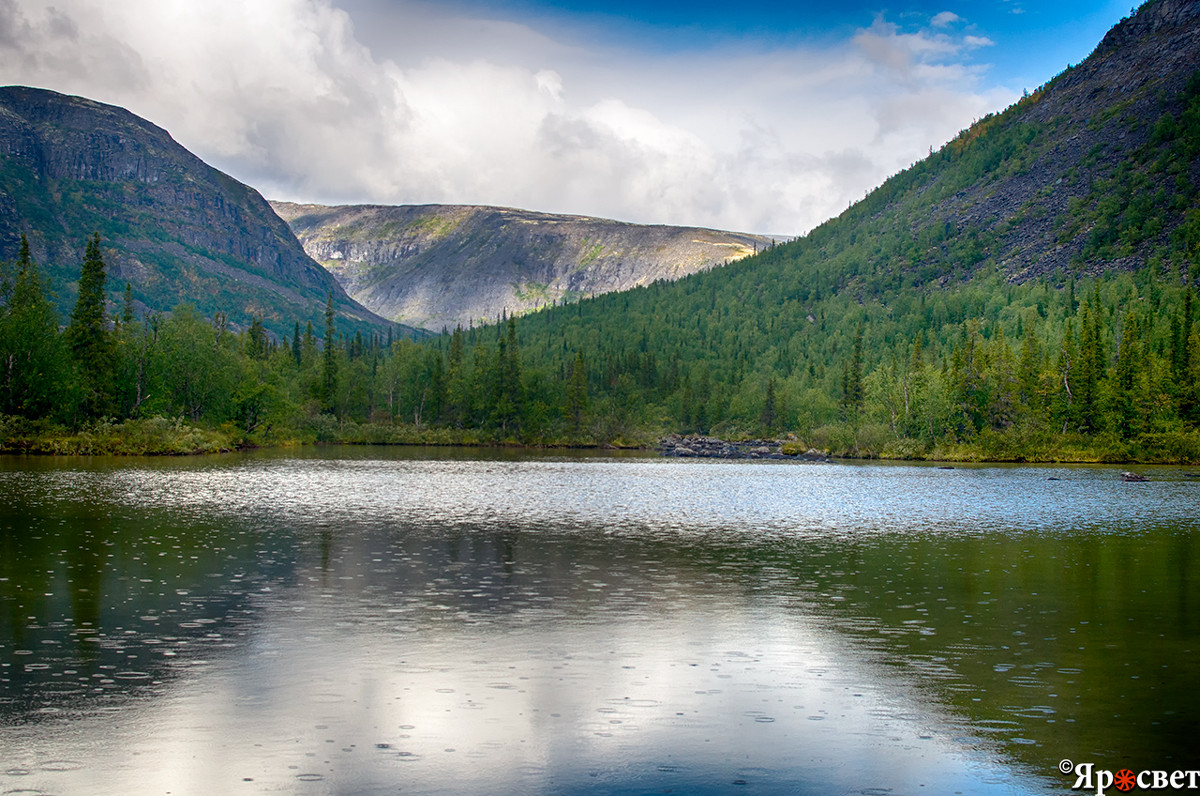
[0,85,404,337]
[272,200,776,330]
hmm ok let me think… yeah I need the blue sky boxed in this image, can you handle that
[0,0,1135,233]
[439,0,1132,91]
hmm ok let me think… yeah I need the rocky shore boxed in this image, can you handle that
[656,434,831,462]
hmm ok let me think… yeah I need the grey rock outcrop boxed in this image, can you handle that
[657,434,831,462]
[272,202,776,331]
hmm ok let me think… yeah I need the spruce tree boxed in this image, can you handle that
[320,293,339,414]
[446,326,466,426]
[1110,309,1143,436]
[567,349,588,434]
[1076,296,1104,433]
[66,234,114,418]
[1181,287,1199,422]
[1017,323,1042,414]
[292,321,302,366]
[840,324,864,420]
[246,316,268,360]
[122,282,135,325]
[760,377,778,433]
[302,321,316,367]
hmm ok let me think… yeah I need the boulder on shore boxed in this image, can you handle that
[656,435,830,462]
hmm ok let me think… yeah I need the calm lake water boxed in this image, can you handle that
[1,448,1198,795]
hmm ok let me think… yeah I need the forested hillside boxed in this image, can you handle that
[395,0,1200,461]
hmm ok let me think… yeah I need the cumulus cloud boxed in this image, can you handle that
[964,35,996,48]
[0,0,1015,235]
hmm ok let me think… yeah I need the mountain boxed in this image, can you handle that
[816,0,1200,284]
[444,0,1200,450]
[0,86,403,337]
[271,201,775,331]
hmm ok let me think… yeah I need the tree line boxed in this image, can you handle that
[0,233,585,445]
[1,227,1198,461]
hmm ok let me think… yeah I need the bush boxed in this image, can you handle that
[0,415,236,455]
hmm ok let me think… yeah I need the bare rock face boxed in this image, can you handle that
[272,202,776,331]
[0,86,396,336]
[907,0,1200,282]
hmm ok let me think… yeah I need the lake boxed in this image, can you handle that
[1,448,1197,794]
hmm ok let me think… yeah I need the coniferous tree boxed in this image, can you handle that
[302,321,317,368]
[840,324,864,420]
[0,236,65,417]
[1076,296,1104,432]
[66,234,114,418]
[320,293,339,414]
[446,326,467,426]
[951,321,988,434]
[426,348,446,424]
[491,317,522,433]
[987,328,1018,429]
[760,377,778,433]
[246,316,268,360]
[566,349,588,435]
[120,282,136,326]
[292,321,302,367]
[1110,308,1144,436]
[1017,323,1043,416]
[1174,288,1196,419]
[1055,319,1078,433]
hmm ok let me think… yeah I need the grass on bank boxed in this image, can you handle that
[2,414,1198,464]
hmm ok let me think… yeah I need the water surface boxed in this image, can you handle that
[2,449,1197,794]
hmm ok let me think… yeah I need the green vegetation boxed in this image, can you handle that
[578,241,605,268]
[1,225,1196,462]
[1065,72,1200,264]
[3,61,1200,462]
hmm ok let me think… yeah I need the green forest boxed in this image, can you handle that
[1,223,1198,462]
[2,68,1200,462]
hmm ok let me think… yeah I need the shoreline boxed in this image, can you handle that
[2,418,1199,466]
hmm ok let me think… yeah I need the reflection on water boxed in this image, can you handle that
[1,449,1198,794]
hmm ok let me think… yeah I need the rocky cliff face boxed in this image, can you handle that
[896,0,1200,281]
[272,202,775,330]
[0,86,397,336]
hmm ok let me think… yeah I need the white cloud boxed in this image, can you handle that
[965,35,997,49]
[0,0,1014,235]
[931,11,961,28]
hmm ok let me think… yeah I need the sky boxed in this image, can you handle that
[0,0,1132,235]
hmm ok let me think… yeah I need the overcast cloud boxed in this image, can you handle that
[0,0,1017,234]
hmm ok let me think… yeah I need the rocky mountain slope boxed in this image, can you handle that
[0,86,400,337]
[817,0,1200,285]
[272,202,774,331]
